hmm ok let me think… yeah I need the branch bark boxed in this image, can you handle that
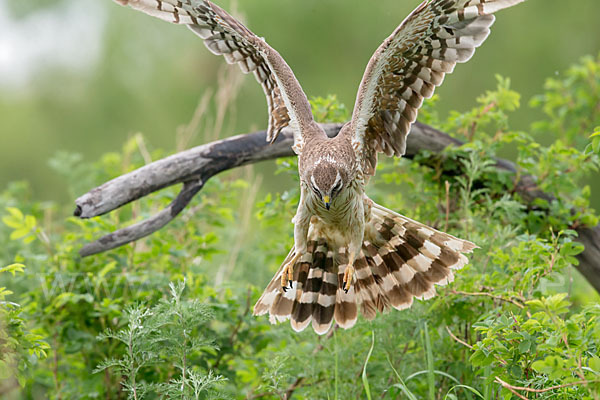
[74,122,600,293]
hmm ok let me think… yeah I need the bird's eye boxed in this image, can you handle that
[332,181,342,194]
[310,183,321,198]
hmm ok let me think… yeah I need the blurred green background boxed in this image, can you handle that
[0,0,599,205]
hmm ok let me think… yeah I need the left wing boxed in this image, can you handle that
[349,0,525,176]
[114,0,317,153]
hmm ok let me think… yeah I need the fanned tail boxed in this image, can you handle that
[253,202,477,335]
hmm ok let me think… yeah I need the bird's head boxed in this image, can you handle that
[307,158,348,210]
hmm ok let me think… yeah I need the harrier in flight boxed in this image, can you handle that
[115,0,526,333]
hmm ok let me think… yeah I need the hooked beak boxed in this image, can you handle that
[323,195,330,210]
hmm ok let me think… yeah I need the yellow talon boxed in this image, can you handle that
[342,250,357,293]
[281,252,301,291]
[342,264,355,293]
[281,264,290,289]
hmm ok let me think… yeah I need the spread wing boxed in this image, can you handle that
[349,0,525,176]
[115,0,315,153]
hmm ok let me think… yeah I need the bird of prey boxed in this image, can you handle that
[115,0,526,334]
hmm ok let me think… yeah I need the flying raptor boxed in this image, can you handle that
[115,0,526,334]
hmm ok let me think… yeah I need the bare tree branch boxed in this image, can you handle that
[73,122,456,220]
[74,121,600,293]
[78,179,204,257]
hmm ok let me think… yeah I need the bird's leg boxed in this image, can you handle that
[342,197,365,293]
[283,185,311,291]
[342,250,357,293]
[281,251,302,292]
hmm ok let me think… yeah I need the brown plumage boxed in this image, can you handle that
[114,0,526,334]
[254,203,476,334]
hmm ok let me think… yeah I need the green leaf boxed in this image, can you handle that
[560,241,585,257]
[52,292,75,308]
[23,235,36,244]
[517,340,530,353]
[592,136,600,154]
[0,263,25,276]
[532,356,567,380]
[546,293,571,314]
[98,262,117,279]
[2,216,20,229]
[10,228,31,240]
[589,355,600,373]
[525,299,545,310]
[5,207,24,220]
[24,214,36,229]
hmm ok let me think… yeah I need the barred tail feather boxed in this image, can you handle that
[311,250,337,334]
[334,251,359,330]
[253,202,477,334]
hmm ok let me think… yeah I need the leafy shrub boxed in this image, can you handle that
[0,55,599,399]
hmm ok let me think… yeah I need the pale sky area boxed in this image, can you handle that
[0,0,106,91]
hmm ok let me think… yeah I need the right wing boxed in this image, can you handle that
[115,0,315,152]
[349,0,525,176]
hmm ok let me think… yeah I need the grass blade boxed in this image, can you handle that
[386,354,418,400]
[422,322,435,400]
[483,365,492,399]
[390,383,420,400]
[334,328,339,400]
[405,370,461,385]
[361,331,375,400]
[444,384,485,400]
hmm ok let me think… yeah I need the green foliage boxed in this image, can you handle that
[2,208,41,245]
[1,56,600,399]
[310,95,350,124]
[94,281,224,399]
[0,263,49,390]
[444,75,521,141]
[586,130,600,156]
[530,54,600,147]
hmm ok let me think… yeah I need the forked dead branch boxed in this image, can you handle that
[73,121,600,293]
